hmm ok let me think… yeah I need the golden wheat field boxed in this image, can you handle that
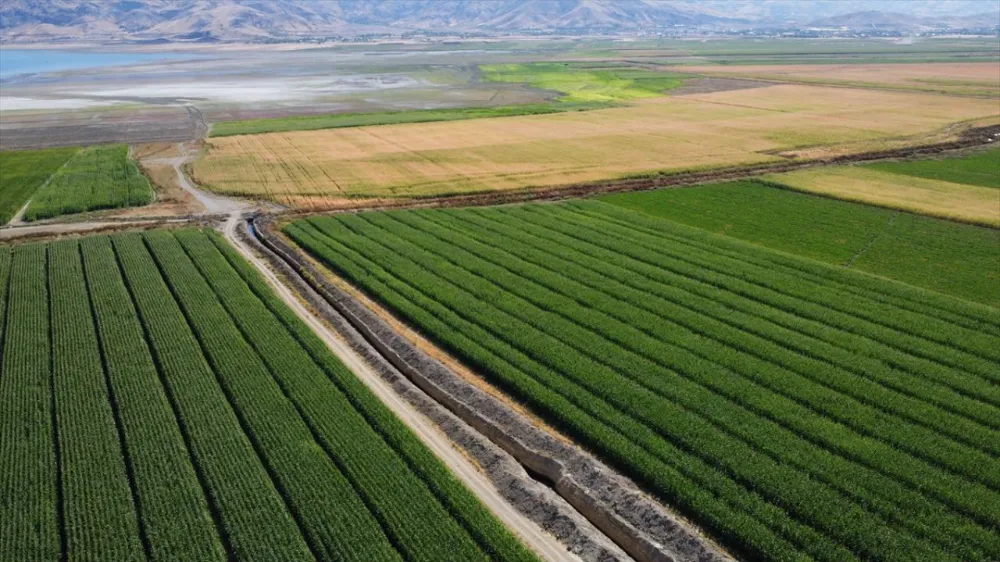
[192,84,1000,203]
[768,166,1000,227]
[679,63,1000,97]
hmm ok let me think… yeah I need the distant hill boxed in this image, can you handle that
[808,11,932,30]
[0,0,996,43]
[0,0,737,42]
[807,9,999,30]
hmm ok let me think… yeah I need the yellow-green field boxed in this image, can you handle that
[192,84,1000,205]
[767,167,1000,227]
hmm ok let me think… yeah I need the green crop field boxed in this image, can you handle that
[208,102,600,137]
[23,144,154,222]
[864,146,1000,189]
[286,202,1000,562]
[0,147,79,224]
[480,62,686,103]
[602,180,1000,306]
[0,229,536,562]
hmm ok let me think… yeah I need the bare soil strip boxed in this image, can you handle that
[668,77,775,96]
[7,199,32,226]
[0,218,205,243]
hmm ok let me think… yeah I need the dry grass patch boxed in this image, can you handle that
[767,167,1000,226]
[679,63,1000,97]
[193,84,1000,204]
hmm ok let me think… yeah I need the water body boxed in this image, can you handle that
[0,49,193,80]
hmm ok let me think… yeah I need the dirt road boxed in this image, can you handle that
[223,215,580,562]
[143,142,250,214]
[0,218,197,241]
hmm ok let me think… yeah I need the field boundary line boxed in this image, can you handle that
[5,152,77,228]
[669,69,1000,100]
[7,199,33,227]
[845,211,902,268]
[269,124,1000,224]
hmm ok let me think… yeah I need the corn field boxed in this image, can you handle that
[23,144,154,222]
[0,229,536,562]
[288,202,1000,562]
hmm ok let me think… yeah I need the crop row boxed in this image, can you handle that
[598,181,1000,308]
[200,230,532,562]
[24,145,154,222]
[0,230,535,562]
[287,203,1000,562]
[432,208,1000,430]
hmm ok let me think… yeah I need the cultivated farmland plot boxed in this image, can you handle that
[0,229,536,562]
[22,144,155,222]
[286,202,1000,562]
[601,179,1000,306]
[193,84,1000,204]
[0,146,79,224]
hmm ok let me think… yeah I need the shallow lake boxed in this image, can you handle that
[0,49,194,80]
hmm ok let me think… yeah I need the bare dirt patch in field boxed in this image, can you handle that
[678,62,1000,97]
[193,84,1000,204]
[0,105,200,150]
[668,76,776,95]
[131,142,184,160]
[768,166,1000,226]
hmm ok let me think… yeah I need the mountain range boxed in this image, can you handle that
[1,0,997,43]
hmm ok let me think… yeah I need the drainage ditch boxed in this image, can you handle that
[244,214,735,562]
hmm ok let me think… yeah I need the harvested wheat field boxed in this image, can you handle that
[680,63,1000,97]
[193,84,1000,203]
[769,167,1000,226]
